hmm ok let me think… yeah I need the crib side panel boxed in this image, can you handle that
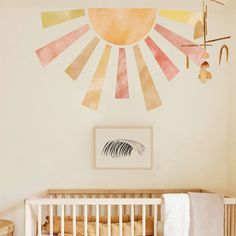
[25,198,162,236]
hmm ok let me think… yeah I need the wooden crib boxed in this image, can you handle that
[24,189,236,236]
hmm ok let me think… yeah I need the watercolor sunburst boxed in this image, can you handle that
[36,8,206,111]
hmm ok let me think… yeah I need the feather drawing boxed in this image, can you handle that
[101,139,145,158]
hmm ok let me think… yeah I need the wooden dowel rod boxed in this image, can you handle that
[181,44,212,47]
[206,36,231,43]
[186,56,190,69]
[210,0,225,5]
[203,2,207,50]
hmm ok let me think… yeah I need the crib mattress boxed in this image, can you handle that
[41,222,163,236]
[42,215,163,236]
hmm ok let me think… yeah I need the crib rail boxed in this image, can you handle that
[25,198,161,236]
[26,198,162,206]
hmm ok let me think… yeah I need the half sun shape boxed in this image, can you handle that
[101,139,145,158]
[36,8,206,111]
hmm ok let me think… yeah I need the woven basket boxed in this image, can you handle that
[0,220,14,236]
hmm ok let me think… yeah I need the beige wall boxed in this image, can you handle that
[0,1,232,235]
[229,2,236,196]
[0,0,202,8]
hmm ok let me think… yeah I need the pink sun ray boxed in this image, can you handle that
[155,24,206,66]
[36,24,90,66]
[115,48,129,99]
[145,36,179,81]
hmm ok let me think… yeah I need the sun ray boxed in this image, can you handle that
[115,48,129,99]
[133,45,162,111]
[82,45,112,110]
[155,24,205,66]
[41,9,85,28]
[159,10,201,26]
[36,24,90,67]
[145,36,179,81]
[65,37,100,80]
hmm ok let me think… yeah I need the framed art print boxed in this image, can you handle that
[94,127,153,169]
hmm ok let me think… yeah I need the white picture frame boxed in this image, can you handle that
[94,127,153,169]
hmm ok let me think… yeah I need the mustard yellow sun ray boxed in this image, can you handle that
[133,45,162,111]
[82,45,112,110]
[41,9,85,28]
[159,10,202,26]
[65,37,100,80]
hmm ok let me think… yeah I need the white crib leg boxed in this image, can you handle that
[73,205,76,236]
[96,205,99,236]
[119,205,123,236]
[131,205,134,236]
[37,205,42,236]
[142,205,146,236]
[49,205,53,236]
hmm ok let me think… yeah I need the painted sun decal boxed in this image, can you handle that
[36,8,206,111]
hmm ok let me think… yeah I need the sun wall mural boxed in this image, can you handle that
[36,2,230,111]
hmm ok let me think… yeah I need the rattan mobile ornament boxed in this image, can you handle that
[183,0,231,84]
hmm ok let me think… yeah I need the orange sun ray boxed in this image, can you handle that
[133,45,162,111]
[82,45,112,110]
[65,37,100,80]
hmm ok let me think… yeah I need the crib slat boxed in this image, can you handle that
[131,205,134,236]
[142,205,146,236]
[84,205,88,236]
[228,205,231,236]
[225,205,228,236]
[33,205,37,236]
[73,205,76,236]
[96,205,99,236]
[50,205,53,236]
[53,194,57,217]
[232,205,235,236]
[154,205,157,236]
[233,205,236,236]
[108,205,111,236]
[123,194,127,214]
[61,205,65,236]
[231,204,235,236]
[148,193,152,216]
[37,205,42,236]
[119,205,123,236]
